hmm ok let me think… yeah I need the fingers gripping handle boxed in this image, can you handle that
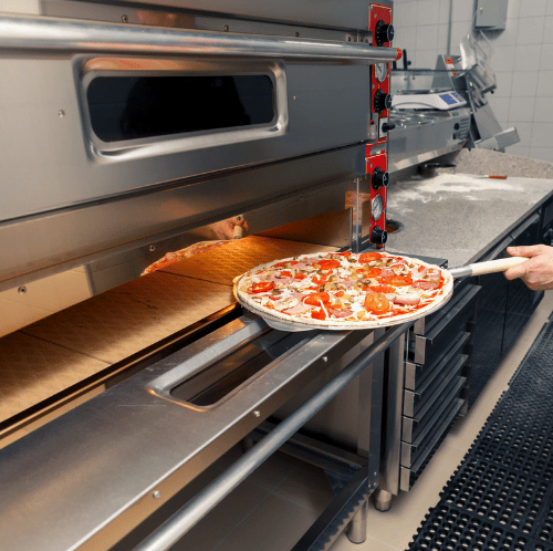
[450,257,527,279]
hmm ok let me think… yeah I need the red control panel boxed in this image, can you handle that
[366,150,388,248]
[369,3,393,124]
[366,4,393,247]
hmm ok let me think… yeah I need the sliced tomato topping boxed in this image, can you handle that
[365,267,382,278]
[418,265,426,272]
[303,292,331,305]
[273,262,285,268]
[364,292,391,314]
[313,259,341,270]
[336,251,352,257]
[294,273,307,280]
[311,308,327,320]
[334,290,345,297]
[279,270,292,277]
[378,274,413,287]
[359,252,384,263]
[290,261,299,266]
[369,284,395,294]
[312,276,328,285]
[251,281,275,293]
[412,280,440,290]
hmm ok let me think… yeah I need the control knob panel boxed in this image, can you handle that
[374,19,394,46]
[372,167,389,190]
[373,89,392,114]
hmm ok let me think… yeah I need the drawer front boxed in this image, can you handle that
[404,331,470,392]
[413,284,480,366]
[404,335,469,418]
[402,363,467,444]
[401,366,467,467]
[400,396,465,491]
[413,277,473,336]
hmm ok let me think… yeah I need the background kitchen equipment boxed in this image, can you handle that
[387,51,519,176]
[388,65,471,174]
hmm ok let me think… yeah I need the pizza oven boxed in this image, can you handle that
[0,2,407,550]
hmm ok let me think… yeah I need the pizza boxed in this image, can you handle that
[236,251,453,329]
[142,240,230,275]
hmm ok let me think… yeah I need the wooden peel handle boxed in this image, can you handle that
[469,256,527,277]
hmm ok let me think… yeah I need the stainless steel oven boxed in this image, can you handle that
[0,2,404,550]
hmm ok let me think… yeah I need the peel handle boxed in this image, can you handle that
[449,257,527,279]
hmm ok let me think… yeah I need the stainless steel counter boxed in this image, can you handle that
[385,174,553,267]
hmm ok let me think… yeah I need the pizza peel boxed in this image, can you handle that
[234,255,527,332]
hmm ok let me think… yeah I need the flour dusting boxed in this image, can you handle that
[390,174,517,205]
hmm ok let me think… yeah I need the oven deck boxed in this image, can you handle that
[0,236,337,437]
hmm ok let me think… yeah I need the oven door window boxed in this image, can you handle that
[86,74,275,143]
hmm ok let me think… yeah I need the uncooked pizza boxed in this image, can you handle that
[236,251,453,329]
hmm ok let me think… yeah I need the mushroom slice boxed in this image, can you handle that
[273,298,300,312]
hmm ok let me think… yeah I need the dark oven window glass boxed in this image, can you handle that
[86,74,275,142]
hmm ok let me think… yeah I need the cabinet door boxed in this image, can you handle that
[469,237,510,407]
[502,214,543,356]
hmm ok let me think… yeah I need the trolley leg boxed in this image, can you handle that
[373,488,393,512]
[346,497,368,544]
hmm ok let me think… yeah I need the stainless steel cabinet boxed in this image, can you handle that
[470,213,543,407]
[375,280,478,510]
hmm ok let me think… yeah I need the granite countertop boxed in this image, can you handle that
[385,173,553,268]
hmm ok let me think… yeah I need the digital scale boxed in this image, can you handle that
[392,90,467,111]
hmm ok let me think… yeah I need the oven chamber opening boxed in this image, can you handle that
[79,57,287,159]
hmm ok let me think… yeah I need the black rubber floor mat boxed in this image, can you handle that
[408,321,553,551]
[508,322,553,389]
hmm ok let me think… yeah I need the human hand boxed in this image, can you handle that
[209,216,249,240]
[504,245,553,290]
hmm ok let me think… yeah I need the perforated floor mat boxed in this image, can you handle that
[408,322,553,551]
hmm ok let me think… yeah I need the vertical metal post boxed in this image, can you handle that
[447,0,453,56]
[373,329,407,511]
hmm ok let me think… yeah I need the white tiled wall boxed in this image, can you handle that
[393,0,553,162]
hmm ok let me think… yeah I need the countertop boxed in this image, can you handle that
[386,173,553,268]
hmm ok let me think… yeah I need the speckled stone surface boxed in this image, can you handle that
[386,174,553,268]
[451,149,553,179]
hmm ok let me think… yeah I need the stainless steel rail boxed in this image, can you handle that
[0,14,399,61]
[134,322,413,551]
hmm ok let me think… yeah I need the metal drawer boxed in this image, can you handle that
[405,331,470,392]
[401,376,466,469]
[402,371,466,444]
[404,340,468,418]
[412,284,480,365]
[399,396,465,491]
[413,278,472,336]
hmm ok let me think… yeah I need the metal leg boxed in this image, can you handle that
[373,488,393,512]
[346,497,368,544]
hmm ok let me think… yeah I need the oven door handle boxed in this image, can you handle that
[0,14,400,62]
